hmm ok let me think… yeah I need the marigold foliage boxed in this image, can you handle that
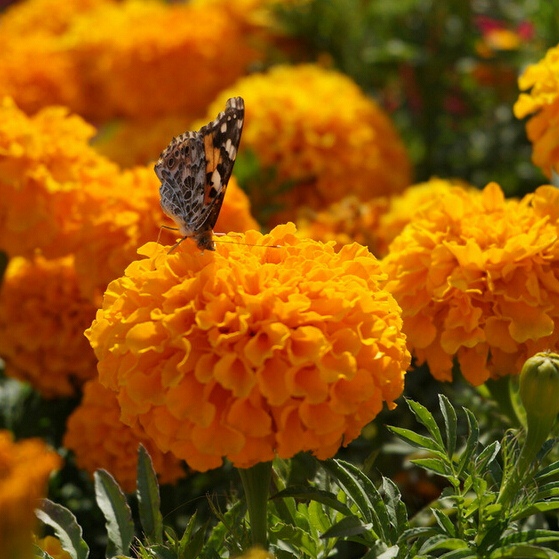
[0,431,61,557]
[64,380,186,492]
[205,64,411,225]
[382,182,559,385]
[86,224,410,471]
[0,255,98,398]
[514,42,559,178]
[0,0,259,121]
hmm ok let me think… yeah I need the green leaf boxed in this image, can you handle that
[407,398,444,448]
[431,508,456,538]
[36,499,89,559]
[320,515,373,539]
[411,457,451,477]
[136,444,164,543]
[475,441,501,473]
[387,426,447,456]
[490,544,559,558]
[94,469,135,557]
[535,459,559,481]
[381,477,408,534]
[439,394,458,458]
[322,459,375,526]
[273,486,353,516]
[419,534,468,554]
[457,408,479,476]
[536,481,559,500]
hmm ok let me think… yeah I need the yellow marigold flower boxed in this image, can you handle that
[382,182,559,386]
[0,255,98,398]
[514,43,559,178]
[0,0,259,121]
[34,535,72,559]
[0,431,61,558]
[295,178,471,258]
[204,64,411,225]
[0,97,119,259]
[378,177,474,256]
[64,380,186,493]
[86,223,410,472]
[295,195,390,256]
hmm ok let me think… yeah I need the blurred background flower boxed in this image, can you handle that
[0,431,61,558]
[64,379,186,492]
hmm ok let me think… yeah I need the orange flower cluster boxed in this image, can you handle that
[64,380,186,492]
[295,196,390,256]
[0,431,61,558]
[0,255,98,398]
[86,224,410,471]
[382,182,559,386]
[0,0,259,122]
[514,42,559,178]
[0,97,117,260]
[295,178,469,257]
[204,64,411,225]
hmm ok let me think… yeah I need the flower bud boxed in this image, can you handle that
[519,352,559,426]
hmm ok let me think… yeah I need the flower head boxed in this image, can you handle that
[382,183,559,386]
[0,255,98,398]
[203,64,411,225]
[514,43,559,178]
[0,431,61,558]
[0,0,259,122]
[0,97,118,260]
[86,223,410,471]
[64,380,186,492]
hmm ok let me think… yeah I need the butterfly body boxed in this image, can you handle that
[155,97,245,251]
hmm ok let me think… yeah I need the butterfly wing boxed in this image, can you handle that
[155,131,208,237]
[198,96,245,232]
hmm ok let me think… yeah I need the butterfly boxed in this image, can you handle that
[154,97,245,251]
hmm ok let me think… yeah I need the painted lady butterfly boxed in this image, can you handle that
[154,97,245,251]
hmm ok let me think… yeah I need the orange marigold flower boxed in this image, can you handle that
[0,0,259,122]
[514,43,559,178]
[295,178,471,258]
[382,182,559,386]
[0,97,118,259]
[203,64,411,225]
[0,255,98,398]
[0,431,61,558]
[295,196,390,256]
[85,223,410,471]
[64,380,186,493]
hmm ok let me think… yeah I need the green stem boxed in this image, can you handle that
[238,461,273,548]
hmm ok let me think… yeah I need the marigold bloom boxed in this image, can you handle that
[204,65,411,225]
[382,182,559,386]
[0,431,61,558]
[514,43,559,178]
[295,196,389,256]
[0,255,98,398]
[86,223,410,471]
[0,0,258,121]
[0,97,118,259]
[296,178,470,258]
[64,380,186,492]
